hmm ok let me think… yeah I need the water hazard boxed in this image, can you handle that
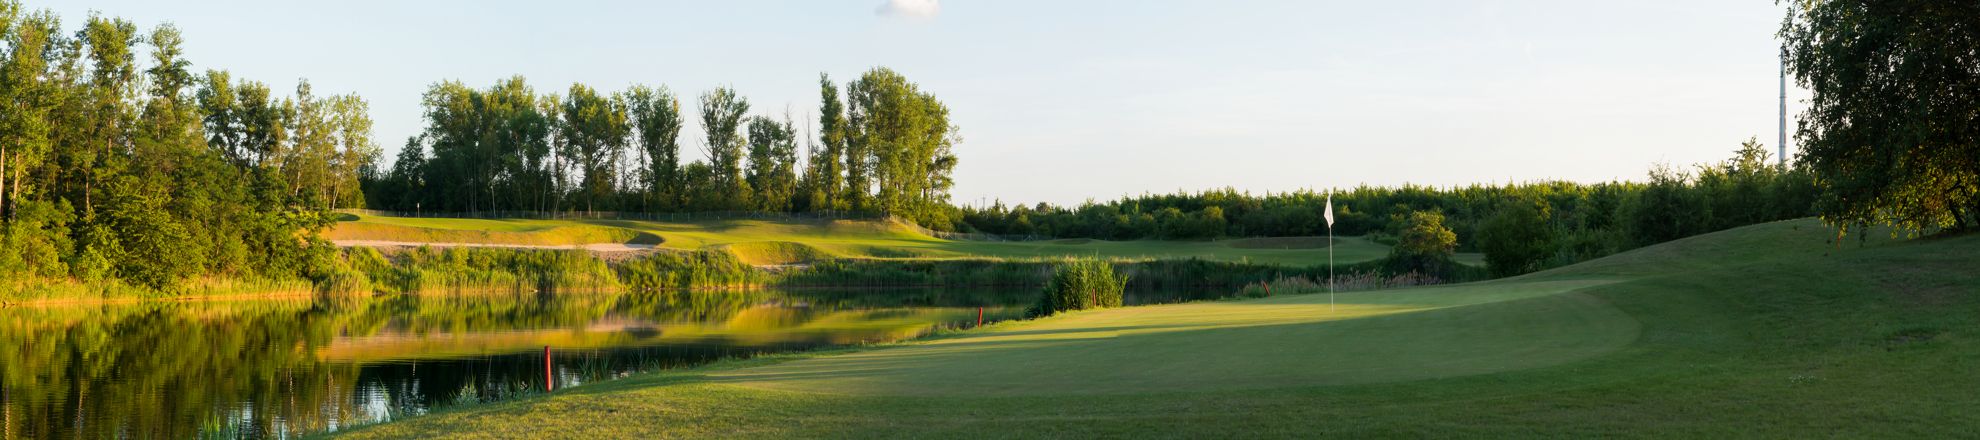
[0,287,1064,438]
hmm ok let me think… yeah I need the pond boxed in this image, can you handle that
[0,287,1212,438]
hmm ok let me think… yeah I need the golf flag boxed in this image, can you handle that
[1323,194,1334,228]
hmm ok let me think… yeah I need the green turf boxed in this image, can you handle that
[332,218,1980,438]
[327,214,1390,266]
[715,279,1635,396]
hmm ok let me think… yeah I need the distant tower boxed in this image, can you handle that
[1779,51,1788,167]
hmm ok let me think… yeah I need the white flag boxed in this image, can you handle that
[1323,194,1334,228]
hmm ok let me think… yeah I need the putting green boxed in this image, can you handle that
[714,279,1636,396]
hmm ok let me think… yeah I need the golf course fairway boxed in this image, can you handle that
[334,219,1980,438]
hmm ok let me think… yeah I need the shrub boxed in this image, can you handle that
[1386,211,1457,275]
[1479,198,1557,277]
[1028,259,1128,317]
[618,249,764,292]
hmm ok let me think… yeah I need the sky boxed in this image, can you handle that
[35,0,1808,206]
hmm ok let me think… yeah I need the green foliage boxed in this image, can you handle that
[779,258,1050,288]
[965,139,1818,277]
[560,83,629,213]
[0,199,71,278]
[845,67,961,228]
[337,246,617,294]
[745,115,799,211]
[1027,259,1128,317]
[699,87,752,210]
[617,249,763,292]
[0,3,381,294]
[1386,210,1457,275]
[1479,198,1555,278]
[626,85,684,210]
[1624,164,1706,246]
[1783,1,1980,233]
[806,73,851,212]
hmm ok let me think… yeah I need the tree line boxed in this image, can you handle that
[362,68,963,228]
[961,138,1819,276]
[0,2,376,289]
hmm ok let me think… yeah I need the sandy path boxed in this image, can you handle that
[332,240,659,253]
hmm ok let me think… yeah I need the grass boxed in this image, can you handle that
[329,218,1980,438]
[326,214,1390,267]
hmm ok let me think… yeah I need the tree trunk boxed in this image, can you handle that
[10,154,19,221]
[1,146,9,221]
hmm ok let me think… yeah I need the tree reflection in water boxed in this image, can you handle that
[0,287,1035,438]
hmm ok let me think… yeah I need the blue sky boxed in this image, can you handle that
[36,0,1805,206]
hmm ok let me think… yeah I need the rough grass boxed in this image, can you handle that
[332,218,1980,438]
[326,214,1390,267]
[719,242,837,266]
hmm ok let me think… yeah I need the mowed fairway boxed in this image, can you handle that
[326,213,1392,266]
[717,279,1634,396]
[334,219,1980,438]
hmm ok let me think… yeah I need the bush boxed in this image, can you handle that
[1028,259,1128,317]
[618,249,764,292]
[1386,211,1457,275]
[1479,198,1557,277]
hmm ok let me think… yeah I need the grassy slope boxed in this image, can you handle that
[326,214,1390,267]
[333,218,1980,438]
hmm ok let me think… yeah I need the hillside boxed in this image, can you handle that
[335,218,1980,438]
[326,213,1394,267]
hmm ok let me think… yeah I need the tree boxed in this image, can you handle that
[745,115,798,211]
[284,80,337,204]
[481,77,550,212]
[1,7,57,221]
[195,70,243,164]
[0,4,364,290]
[1479,198,1556,277]
[625,84,682,211]
[1626,163,1707,246]
[1782,0,1980,233]
[810,73,849,211]
[75,14,140,216]
[844,67,959,224]
[234,79,284,167]
[326,94,377,209]
[698,87,750,210]
[559,84,628,213]
[1388,210,1457,275]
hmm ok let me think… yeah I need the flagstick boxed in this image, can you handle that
[1322,193,1335,313]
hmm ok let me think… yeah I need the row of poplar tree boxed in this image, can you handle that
[363,68,962,228]
[0,4,378,288]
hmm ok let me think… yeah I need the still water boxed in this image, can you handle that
[0,287,1148,439]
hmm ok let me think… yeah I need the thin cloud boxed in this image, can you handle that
[876,0,940,19]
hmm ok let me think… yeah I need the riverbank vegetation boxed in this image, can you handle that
[304,245,1438,302]
[1026,259,1127,317]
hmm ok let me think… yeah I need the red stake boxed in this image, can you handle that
[977,306,984,327]
[543,345,554,392]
